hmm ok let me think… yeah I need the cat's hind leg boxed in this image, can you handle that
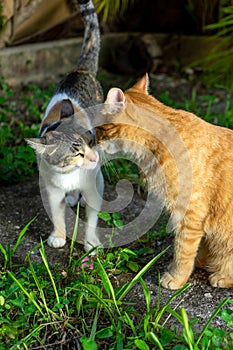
[208,253,233,288]
[195,238,210,268]
[65,190,81,207]
[83,171,104,254]
[209,273,233,288]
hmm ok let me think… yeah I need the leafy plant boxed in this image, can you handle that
[1,220,233,349]
[94,0,135,21]
[195,0,233,89]
[98,211,124,248]
[0,78,54,182]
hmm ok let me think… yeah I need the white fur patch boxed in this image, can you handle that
[47,235,66,248]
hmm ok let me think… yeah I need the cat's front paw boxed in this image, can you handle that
[84,239,102,255]
[48,234,66,248]
[160,272,187,290]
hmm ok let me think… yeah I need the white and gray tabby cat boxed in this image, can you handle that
[26,0,104,252]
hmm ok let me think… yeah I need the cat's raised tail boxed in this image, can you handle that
[77,0,101,76]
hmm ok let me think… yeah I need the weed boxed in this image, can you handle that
[0,221,233,349]
[98,211,124,248]
[0,217,36,270]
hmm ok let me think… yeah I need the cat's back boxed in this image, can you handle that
[55,71,103,109]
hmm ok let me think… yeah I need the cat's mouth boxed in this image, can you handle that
[71,149,99,170]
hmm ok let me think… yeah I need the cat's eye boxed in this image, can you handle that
[76,153,84,158]
[73,142,82,148]
[88,139,95,147]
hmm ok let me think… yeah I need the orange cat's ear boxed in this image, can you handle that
[104,88,127,114]
[132,73,149,94]
[106,88,127,106]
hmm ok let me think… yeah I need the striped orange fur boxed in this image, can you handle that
[97,74,233,289]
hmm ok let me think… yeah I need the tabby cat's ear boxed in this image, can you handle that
[26,138,48,154]
[26,138,58,155]
[132,73,149,94]
[60,99,74,119]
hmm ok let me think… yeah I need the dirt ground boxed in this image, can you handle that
[0,72,233,332]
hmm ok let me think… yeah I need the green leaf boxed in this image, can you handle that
[106,253,115,261]
[11,294,25,308]
[160,328,175,346]
[95,327,113,339]
[85,284,103,299]
[134,339,150,350]
[81,337,98,350]
[113,219,124,229]
[127,261,140,272]
[221,308,233,323]
[98,212,111,222]
[112,212,121,219]
[0,295,5,306]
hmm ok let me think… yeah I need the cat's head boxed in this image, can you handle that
[96,74,149,154]
[26,117,99,171]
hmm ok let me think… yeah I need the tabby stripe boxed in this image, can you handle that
[80,8,95,17]
[39,121,61,137]
[78,0,90,4]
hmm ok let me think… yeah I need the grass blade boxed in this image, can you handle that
[196,298,230,345]
[0,243,8,269]
[153,283,191,326]
[12,217,36,256]
[79,283,116,325]
[69,202,80,266]
[8,271,44,316]
[90,305,100,341]
[39,239,60,306]
[96,257,121,314]
[180,307,194,350]
[139,277,151,313]
[147,331,164,350]
[117,246,169,301]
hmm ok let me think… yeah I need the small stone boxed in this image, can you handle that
[204,293,212,298]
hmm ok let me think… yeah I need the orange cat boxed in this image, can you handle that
[96,74,233,289]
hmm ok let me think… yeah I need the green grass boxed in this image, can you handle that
[0,78,54,183]
[0,222,233,349]
[1,77,233,348]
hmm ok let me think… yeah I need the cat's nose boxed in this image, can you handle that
[86,149,99,162]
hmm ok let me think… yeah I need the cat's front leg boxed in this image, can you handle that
[161,225,203,289]
[46,185,67,248]
[84,204,102,253]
